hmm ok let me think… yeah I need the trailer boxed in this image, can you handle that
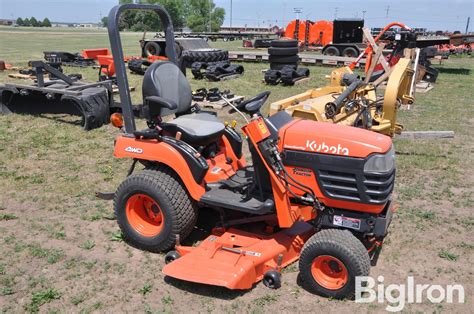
[228,51,366,68]
[141,32,276,57]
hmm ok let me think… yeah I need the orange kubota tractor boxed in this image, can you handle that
[102,4,396,298]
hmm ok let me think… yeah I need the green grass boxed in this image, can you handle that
[28,245,64,264]
[0,213,17,221]
[438,250,459,261]
[80,240,96,250]
[110,231,125,242]
[26,288,61,313]
[139,283,153,296]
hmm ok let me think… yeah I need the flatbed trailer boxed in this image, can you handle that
[228,51,366,68]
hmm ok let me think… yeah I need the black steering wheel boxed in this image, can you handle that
[229,91,271,116]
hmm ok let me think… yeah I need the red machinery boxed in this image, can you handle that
[103,3,396,299]
[309,20,334,46]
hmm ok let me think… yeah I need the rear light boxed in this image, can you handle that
[364,146,395,173]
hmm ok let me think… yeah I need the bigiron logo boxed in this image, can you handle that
[306,140,349,156]
[125,146,143,154]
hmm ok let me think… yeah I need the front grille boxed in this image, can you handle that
[318,168,395,204]
[283,149,395,205]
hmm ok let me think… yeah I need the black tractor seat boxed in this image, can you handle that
[161,112,225,146]
[141,61,225,147]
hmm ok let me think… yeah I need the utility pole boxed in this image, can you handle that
[293,8,302,20]
[466,17,470,34]
[362,10,366,20]
[209,0,212,32]
[334,7,339,19]
[230,0,233,30]
[385,5,390,18]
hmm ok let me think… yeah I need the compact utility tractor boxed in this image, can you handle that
[103,4,396,298]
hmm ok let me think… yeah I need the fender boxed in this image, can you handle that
[114,135,206,200]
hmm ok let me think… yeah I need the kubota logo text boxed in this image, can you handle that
[306,140,349,155]
[125,146,143,154]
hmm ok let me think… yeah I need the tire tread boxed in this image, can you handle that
[114,165,197,252]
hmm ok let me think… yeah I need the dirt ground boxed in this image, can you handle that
[0,28,473,313]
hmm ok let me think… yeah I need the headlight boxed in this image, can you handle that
[364,145,395,173]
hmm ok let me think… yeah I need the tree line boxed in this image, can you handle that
[16,17,52,27]
[102,0,225,32]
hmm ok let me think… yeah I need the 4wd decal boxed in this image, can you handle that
[306,140,349,156]
[125,146,143,154]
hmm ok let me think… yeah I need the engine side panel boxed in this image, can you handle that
[280,119,392,158]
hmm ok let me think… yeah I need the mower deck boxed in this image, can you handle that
[162,221,315,290]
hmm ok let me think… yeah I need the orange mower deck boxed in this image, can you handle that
[163,222,315,289]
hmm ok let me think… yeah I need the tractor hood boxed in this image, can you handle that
[280,120,392,158]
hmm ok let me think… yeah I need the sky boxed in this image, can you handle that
[0,0,472,31]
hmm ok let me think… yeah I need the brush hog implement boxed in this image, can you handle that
[102,4,396,299]
[0,61,114,130]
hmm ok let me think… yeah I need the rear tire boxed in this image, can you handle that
[114,166,198,253]
[299,229,370,299]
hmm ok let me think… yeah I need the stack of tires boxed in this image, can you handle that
[265,39,310,86]
[268,39,299,70]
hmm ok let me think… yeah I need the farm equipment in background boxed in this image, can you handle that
[0,60,117,130]
[43,51,96,67]
[101,3,396,298]
[140,32,229,67]
[269,57,414,137]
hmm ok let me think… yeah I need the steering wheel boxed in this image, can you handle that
[229,91,271,116]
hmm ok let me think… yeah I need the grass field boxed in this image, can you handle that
[0,27,473,313]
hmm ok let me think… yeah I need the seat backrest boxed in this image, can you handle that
[142,61,192,117]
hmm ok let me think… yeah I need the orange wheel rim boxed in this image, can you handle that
[311,255,348,290]
[125,194,164,237]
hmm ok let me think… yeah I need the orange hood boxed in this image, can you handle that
[279,120,392,158]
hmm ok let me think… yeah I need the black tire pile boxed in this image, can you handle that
[264,40,310,86]
[182,48,229,66]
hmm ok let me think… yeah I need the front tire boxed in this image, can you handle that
[299,229,370,299]
[114,166,198,253]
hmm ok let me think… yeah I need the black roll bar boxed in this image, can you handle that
[107,4,177,133]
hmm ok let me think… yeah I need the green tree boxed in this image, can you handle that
[186,0,225,32]
[30,17,38,27]
[42,18,51,27]
[16,17,24,26]
[118,0,186,31]
[101,16,108,27]
[146,0,186,29]
[23,18,30,26]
